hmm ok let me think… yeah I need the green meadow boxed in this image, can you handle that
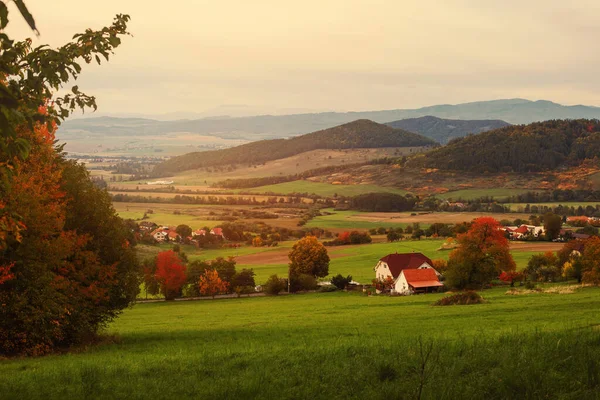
[305,209,418,230]
[247,180,410,197]
[2,287,599,399]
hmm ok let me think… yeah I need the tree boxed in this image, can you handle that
[0,7,133,356]
[444,217,516,290]
[288,236,330,278]
[331,274,352,290]
[543,213,562,241]
[387,231,401,242]
[557,240,586,282]
[175,224,192,239]
[264,274,285,295]
[212,257,237,287]
[232,268,256,296]
[581,237,600,285]
[252,236,264,247]
[499,271,524,287]
[525,252,560,282]
[198,269,229,299]
[155,251,187,300]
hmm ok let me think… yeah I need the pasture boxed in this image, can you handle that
[247,180,409,197]
[2,287,599,399]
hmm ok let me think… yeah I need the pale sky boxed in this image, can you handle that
[7,0,600,117]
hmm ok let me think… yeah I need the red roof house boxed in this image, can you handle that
[375,252,434,280]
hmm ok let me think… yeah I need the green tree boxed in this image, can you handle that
[288,236,330,278]
[175,224,192,239]
[543,213,562,241]
[331,274,352,290]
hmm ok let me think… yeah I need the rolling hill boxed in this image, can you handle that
[411,119,600,173]
[155,119,436,174]
[385,116,510,144]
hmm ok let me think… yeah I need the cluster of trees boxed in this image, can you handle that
[346,193,417,212]
[155,119,436,174]
[142,249,256,300]
[413,119,600,173]
[525,237,600,284]
[323,231,372,246]
[1,10,136,356]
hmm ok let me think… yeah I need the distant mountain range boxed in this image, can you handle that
[58,99,600,144]
[385,116,510,144]
[156,119,436,174]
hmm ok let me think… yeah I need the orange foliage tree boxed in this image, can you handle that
[155,250,187,300]
[288,236,330,278]
[199,269,229,298]
[444,217,516,290]
[581,237,600,285]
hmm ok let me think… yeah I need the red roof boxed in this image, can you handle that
[211,228,223,236]
[402,268,443,288]
[379,253,433,279]
[514,225,529,234]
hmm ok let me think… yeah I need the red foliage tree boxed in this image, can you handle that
[499,271,524,287]
[199,269,229,298]
[445,217,516,290]
[155,250,187,300]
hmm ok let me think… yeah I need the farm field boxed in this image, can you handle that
[2,287,599,399]
[110,191,311,203]
[247,180,409,197]
[437,188,534,200]
[136,239,562,285]
[306,209,532,231]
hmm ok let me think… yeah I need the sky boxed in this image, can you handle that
[7,0,600,117]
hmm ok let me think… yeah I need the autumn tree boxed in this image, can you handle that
[232,268,256,296]
[444,217,516,290]
[288,236,330,278]
[581,237,600,285]
[198,269,229,298]
[557,240,586,282]
[155,250,187,300]
[543,212,562,241]
[499,271,524,287]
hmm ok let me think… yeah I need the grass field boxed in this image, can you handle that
[2,287,600,399]
[437,188,534,201]
[247,181,410,197]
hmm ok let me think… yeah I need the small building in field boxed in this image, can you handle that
[374,252,442,294]
[210,228,224,238]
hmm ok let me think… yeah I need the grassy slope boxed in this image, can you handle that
[247,181,409,197]
[2,288,599,399]
[437,188,533,201]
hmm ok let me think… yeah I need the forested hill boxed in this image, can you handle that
[411,119,600,173]
[155,119,437,174]
[385,116,510,144]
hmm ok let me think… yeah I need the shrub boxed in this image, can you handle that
[264,274,286,295]
[434,291,484,306]
[318,285,338,293]
[331,274,352,290]
[290,273,317,292]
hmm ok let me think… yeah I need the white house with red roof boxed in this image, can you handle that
[374,252,443,295]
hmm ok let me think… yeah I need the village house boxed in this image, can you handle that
[374,252,443,295]
[502,225,545,240]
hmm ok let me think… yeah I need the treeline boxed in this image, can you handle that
[346,193,417,212]
[111,193,315,206]
[155,119,436,174]
[506,189,600,204]
[413,119,600,172]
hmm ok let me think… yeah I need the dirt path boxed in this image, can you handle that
[509,242,563,252]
